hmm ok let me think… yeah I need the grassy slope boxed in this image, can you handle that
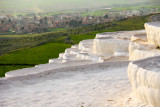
[0,14,151,77]
[0,43,71,77]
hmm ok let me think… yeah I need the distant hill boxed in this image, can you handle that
[0,0,151,11]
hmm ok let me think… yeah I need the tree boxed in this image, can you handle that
[44,17,48,25]
[65,35,72,43]
[1,20,4,24]
[34,16,37,20]
[39,19,43,24]
[8,18,12,23]
[104,14,109,19]
[140,7,145,15]
[68,20,79,27]
[21,27,24,30]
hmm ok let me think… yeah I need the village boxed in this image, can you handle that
[0,7,158,34]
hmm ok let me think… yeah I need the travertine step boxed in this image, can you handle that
[131,33,147,42]
[58,48,82,59]
[96,32,116,38]
[4,30,146,78]
[70,49,82,55]
[61,54,82,61]
[79,44,93,52]
[76,52,103,62]
[5,60,95,77]
[65,48,80,54]
[58,53,65,59]
[71,45,78,49]
[79,40,93,51]
[145,22,160,46]
[5,67,42,77]
[96,30,146,39]
[128,56,160,107]
[49,58,64,64]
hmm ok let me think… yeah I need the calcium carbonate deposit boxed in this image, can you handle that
[1,22,160,107]
[128,56,160,107]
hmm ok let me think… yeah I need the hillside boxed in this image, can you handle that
[0,0,150,10]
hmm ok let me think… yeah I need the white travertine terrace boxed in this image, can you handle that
[95,30,146,39]
[128,56,160,107]
[93,37,130,57]
[127,22,160,107]
[0,61,130,107]
[2,21,160,107]
[129,41,160,60]
[129,23,160,60]
[5,30,145,77]
[93,30,145,58]
[145,22,160,46]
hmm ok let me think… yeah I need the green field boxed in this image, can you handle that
[0,43,71,77]
[0,0,142,9]
[0,14,153,77]
[0,0,152,17]
[113,5,160,11]
[48,28,69,32]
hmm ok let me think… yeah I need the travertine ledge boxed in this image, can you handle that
[129,29,160,60]
[145,22,160,46]
[3,20,160,107]
[6,30,145,77]
[93,37,130,57]
[128,56,160,107]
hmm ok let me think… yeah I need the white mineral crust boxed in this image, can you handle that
[2,24,160,107]
[145,22,160,46]
[93,37,130,57]
[128,56,160,107]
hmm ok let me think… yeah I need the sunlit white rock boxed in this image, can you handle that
[128,56,160,107]
[49,58,63,64]
[58,53,65,59]
[93,37,130,57]
[71,45,78,49]
[145,22,160,46]
[131,33,147,42]
[114,52,129,57]
[96,32,116,38]
[129,30,160,60]
[96,30,146,39]
[79,39,93,52]
[129,41,159,60]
